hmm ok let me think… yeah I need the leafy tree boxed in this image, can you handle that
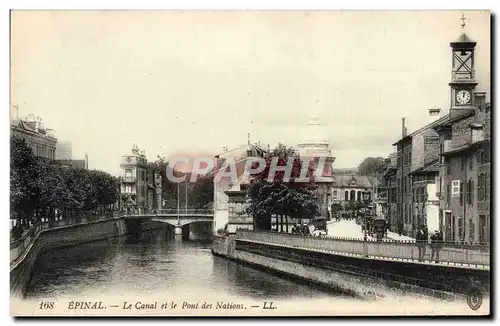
[190,174,214,209]
[246,144,318,232]
[10,136,40,224]
[358,157,388,176]
[11,135,120,226]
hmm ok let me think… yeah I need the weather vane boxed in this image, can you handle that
[460,13,467,30]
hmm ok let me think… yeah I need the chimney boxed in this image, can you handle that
[474,91,487,111]
[401,118,406,137]
[428,107,441,125]
[85,153,89,169]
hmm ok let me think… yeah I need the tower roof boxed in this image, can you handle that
[450,33,476,49]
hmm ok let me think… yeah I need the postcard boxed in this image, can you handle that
[9,10,491,317]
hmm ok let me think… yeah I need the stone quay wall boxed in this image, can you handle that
[10,218,128,298]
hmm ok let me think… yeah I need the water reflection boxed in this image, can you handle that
[25,228,338,301]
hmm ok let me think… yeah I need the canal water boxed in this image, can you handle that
[23,228,485,315]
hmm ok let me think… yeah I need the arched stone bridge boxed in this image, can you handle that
[121,209,214,237]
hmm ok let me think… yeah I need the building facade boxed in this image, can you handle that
[10,114,57,160]
[383,155,398,231]
[120,144,150,212]
[432,31,490,244]
[330,174,373,219]
[212,143,267,233]
[409,160,440,233]
[391,29,490,240]
[392,112,445,237]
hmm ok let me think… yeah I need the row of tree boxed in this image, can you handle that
[10,136,120,225]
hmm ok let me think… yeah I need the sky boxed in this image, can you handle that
[10,10,491,176]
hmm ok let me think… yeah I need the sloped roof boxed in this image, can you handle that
[393,115,450,146]
[334,175,373,188]
[410,159,440,175]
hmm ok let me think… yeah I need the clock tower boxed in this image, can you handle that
[449,15,478,119]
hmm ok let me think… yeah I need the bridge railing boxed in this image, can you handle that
[236,230,490,268]
[121,209,213,216]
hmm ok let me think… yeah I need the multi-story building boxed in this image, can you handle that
[10,114,57,160]
[392,110,445,237]
[409,159,440,233]
[383,154,398,231]
[331,175,373,204]
[212,142,267,233]
[55,141,73,160]
[330,174,373,219]
[119,144,150,212]
[432,32,490,244]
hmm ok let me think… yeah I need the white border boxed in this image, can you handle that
[1,1,498,325]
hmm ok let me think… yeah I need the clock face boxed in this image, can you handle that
[126,156,132,162]
[456,90,471,105]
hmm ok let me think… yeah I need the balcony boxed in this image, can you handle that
[122,176,136,183]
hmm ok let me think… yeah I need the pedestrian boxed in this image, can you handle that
[302,224,310,236]
[415,225,427,262]
[397,221,403,236]
[430,230,443,263]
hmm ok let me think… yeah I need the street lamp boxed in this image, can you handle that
[177,181,180,225]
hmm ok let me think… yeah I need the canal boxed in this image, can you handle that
[23,228,482,315]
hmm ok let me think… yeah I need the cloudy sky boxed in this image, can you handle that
[11,10,490,175]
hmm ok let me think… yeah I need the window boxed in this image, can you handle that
[357,191,362,202]
[125,169,133,177]
[460,157,465,170]
[344,191,349,201]
[458,217,464,241]
[478,174,486,201]
[467,180,474,205]
[477,151,483,164]
[469,218,475,243]
[479,215,487,243]
[484,146,490,163]
[421,187,426,202]
[333,190,338,199]
[350,190,355,201]
[125,185,132,193]
[459,181,464,205]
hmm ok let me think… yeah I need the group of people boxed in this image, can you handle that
[415,225,444,263]
[291,224,311,236]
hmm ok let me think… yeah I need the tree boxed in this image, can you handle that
[10,136,41,224]
[358,157,388,176]
[11,135,120,225]
[246,144,318,232]
[190,175,214,208]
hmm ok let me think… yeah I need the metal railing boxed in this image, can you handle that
[121,209,213,216]
[10,214,112,267]
[236,230,490,268]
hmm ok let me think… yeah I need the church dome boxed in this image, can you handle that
[298,115,329,147]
